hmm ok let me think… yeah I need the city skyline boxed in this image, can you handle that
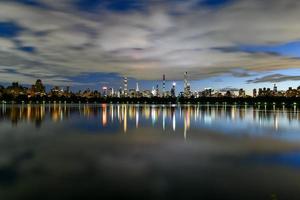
[2,72,300,99]
[1,70,300,96]
[0,1,300,91]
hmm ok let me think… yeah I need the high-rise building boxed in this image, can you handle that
[151,86,156,96]
[186,83,191,96]
[183,72,191,98]
[102,86,107,97]
[273,84,278,93]
[156,84,159,97]
[171,82,176,97]
[108,88,114,97]
[184,72,188,90]
[118,87,122,98]
[124,77,128,97]
[136,82,139,92]
[162,74,166,95]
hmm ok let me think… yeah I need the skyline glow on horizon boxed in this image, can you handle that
[1,68,300,96]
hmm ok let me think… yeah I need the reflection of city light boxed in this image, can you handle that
[59,105,63,121]
[136,109,139,128]
[151,108,157,126]
[110,105,114,122]
[274,113,279,131]
[40,105,45,120]
[102,104,107,127]
[129,105,133,120]
[184,107,190,140]
[232,107,235,120]
[117,105,120,122]
[124,105,127,133]
[83,104,91,117]
[163,107,166,131]
[179,107,182,118]
[144,106,150,119]
[184,118,187,140]
[172,112,176,131]
[3,104,300,137]
[121,105,125,121]
[27,104,31,121]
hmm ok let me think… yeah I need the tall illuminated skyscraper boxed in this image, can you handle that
[171,82,176,97]
[102,86,107,97]
[184,72,191,98]
[124,77,128,97]
[136,82,139,92]
[118,87,122,98]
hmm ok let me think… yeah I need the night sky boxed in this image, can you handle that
[0,0,300,94]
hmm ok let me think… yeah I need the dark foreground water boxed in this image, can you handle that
[1,104,300,199]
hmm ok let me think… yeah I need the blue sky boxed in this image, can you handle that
[0,0,300,94]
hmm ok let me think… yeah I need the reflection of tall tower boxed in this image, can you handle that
[162,74,166,95]
[124,77,128,97]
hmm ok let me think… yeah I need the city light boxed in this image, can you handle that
[1,73,300,104]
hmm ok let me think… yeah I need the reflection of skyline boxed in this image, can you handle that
[0,104,300,135]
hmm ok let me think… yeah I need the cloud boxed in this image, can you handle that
[247,74,300,83]
[0,0,300,86]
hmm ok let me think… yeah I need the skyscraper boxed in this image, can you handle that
[273,84,278,93]
[151,86,156,96]
[136,82,139,92]
[102,86,107,97]
[124,77,128,97]
[156,84,159,97]
[184,72,188,90]
[171,82,176,97]
[118,87,122,98]
[184,72,191,98]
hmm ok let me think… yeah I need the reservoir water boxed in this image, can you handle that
[1,104,300,199]
[1,103,300,139]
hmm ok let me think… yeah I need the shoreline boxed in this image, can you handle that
[0,101,299,108]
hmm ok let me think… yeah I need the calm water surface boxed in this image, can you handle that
[1,103,300,139]
[1,104,300,199]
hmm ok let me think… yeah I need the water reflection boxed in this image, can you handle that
[1,104,300,139]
